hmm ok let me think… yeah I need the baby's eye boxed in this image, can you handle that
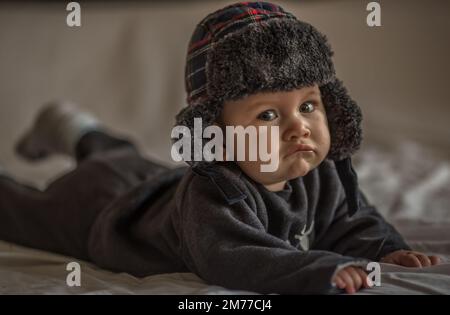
[299,101,315,113]
[257,110,278,121]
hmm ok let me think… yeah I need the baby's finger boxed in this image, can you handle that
[400,253,422,267]
[355,268,371,288]
[339,269,355,294]
[415,254,431,267]
[333,275,346,289]
[347,268,363,291]
[430,255,441,265]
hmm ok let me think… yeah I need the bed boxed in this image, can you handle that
[1,140,449,295]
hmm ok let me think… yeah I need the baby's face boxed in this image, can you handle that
[218,85,330,191]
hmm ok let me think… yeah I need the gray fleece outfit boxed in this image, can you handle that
[87,159,410,294]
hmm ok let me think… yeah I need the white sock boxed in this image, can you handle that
[55,109,100,156]
[16,101,101,160]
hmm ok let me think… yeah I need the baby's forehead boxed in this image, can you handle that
[242,85,321,105]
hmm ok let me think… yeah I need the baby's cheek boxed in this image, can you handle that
[317,121,331,154]
[321,131,331,155]
[252,126,280,159]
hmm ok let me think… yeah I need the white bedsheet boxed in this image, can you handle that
[1,240,449,295]
[0,241,257,295]
[0,141,449,295]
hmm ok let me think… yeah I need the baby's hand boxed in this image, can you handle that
[332,266,371,294]
[381,250,441,267]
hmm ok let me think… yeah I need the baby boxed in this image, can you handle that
[0,2,440,295]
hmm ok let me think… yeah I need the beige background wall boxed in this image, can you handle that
[0,0,449,188]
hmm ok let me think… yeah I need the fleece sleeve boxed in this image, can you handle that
[314,190,411,261]
[177,175,369,295]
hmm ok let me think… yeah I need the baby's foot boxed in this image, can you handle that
[16,101,100,161]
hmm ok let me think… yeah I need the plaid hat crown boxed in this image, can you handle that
[185,2,297,104]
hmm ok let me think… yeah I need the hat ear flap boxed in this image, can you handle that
[320,78,363,161]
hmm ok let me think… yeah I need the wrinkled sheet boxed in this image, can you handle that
[1,141,450,295]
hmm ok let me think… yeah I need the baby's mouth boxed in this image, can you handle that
[285,143,315,157]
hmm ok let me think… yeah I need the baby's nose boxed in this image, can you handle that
[283,117,311,141]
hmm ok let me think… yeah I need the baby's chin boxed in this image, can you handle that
[280,158,315,178]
